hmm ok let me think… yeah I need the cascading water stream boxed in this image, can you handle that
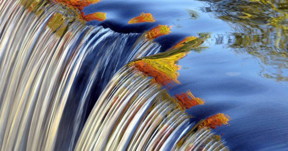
[0,0,161,150]
[0,0,229,150]
[76,66,228,151]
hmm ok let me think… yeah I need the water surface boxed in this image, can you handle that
[85,0,288,150]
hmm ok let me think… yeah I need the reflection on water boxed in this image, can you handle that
[202,0,288,81]
[187,9,199,20]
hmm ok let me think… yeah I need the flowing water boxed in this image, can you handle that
[1,0,288,151]
[85,0,288,150]
[0,0,229,151]
[75,66,227,151]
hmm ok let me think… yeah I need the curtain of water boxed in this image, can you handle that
[76,66,228,151]
[0,0,228,151]
[0,1,160,150]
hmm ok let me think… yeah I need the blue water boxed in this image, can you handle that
[84,0,288,150]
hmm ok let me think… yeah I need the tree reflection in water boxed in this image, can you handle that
[201,0,288,81]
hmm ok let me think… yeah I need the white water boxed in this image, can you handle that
[0,0,228,151]
[76,66,228,151]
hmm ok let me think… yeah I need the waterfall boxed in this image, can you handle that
[0,0,229,150]
[76,66,228,151]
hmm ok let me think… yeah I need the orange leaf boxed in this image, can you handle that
[175,91,204,109]
[128,13,156,24]
[145,25,171,40]
[198,113,230,129]
[82,12,107,21]
[173,36,198,49]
